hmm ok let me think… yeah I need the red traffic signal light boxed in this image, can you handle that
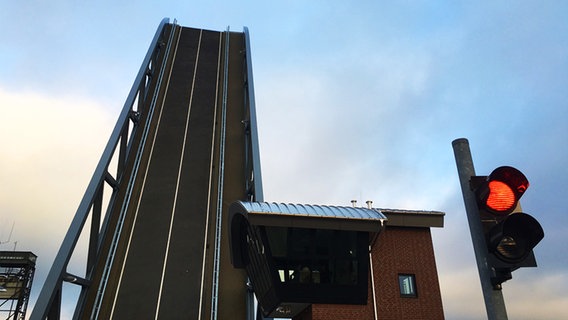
[470,165,544,286]
[477,166,529,215]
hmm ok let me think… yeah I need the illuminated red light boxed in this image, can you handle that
[479,166,529,215]
[486,181,516,213]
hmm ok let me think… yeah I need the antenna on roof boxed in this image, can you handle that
[0,221,15,246]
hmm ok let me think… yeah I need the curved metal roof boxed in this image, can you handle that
[237,201,387,221]
[229,201,387,232]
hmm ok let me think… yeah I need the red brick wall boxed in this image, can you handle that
[304,227,444,320]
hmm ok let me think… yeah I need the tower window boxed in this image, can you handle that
[398,274,417,297]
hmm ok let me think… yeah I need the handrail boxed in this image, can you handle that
[210,26,231,320]
[29,18,171,320]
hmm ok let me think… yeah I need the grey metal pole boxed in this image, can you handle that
[452,138,508,320]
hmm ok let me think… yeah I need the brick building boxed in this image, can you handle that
[295,208,445,320]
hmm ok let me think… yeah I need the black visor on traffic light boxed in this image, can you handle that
[477,166,529,215]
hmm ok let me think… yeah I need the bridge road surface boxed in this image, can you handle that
[80,25,248,319]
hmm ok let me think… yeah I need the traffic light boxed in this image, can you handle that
[471,166,544,287]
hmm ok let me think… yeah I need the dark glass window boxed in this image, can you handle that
[265,227,359,285]
[398,274,417,297]
[261,226,369,305]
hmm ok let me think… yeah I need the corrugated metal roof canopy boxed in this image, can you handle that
[230,201,387,232]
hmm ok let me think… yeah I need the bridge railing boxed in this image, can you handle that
[30,18,172,320]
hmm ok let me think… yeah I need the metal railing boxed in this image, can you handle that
[210,26,231,320]
[29,18,172,320]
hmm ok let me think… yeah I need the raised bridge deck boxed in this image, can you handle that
[31,21,261,320]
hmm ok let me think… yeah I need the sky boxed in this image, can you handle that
[1,1,567,319]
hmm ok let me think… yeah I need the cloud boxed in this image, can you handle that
[506,272,568,319]
[437,260,568,319]
[438,267,486,319]
[0,86,115,305]
[254,43,442,206]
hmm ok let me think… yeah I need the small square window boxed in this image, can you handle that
[398,274,417,297]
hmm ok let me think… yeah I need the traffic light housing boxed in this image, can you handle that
[471,166,544,287]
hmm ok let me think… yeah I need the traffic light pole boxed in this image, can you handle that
[452,138,508,320]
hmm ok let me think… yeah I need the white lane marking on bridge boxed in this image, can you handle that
[154,28,204,320]
[109,27,183,320]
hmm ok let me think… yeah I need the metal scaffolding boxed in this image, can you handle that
[0,252,36,320]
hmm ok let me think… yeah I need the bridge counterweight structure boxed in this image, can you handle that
[30,20,262,320]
